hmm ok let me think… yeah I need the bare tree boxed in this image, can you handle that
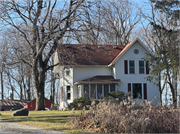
[73,0,141,45]
[0,0,84,110]
[73,1,103,44]
[100,0,141,45]
[140,1,179,108]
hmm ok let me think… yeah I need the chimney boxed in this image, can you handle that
[10,93,13,100]
[98,46,102,48]
[82,45,86,48]
[66,45,70,48]
[113,46,117,49]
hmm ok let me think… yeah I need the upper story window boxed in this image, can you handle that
[124,60,149,75]
[139,60,145,74]
[67,86,71,100]
[65,66,70,76]
[129,60,135,74]
[66,70,70,76]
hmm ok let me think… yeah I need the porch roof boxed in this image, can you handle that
[75,75,121,84]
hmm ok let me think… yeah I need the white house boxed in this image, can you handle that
[54,38,159,108]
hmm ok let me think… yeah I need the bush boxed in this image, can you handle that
[69,96,179,133]
[108,91,125,97]
[103,91,125,102]
[68,97,91,110]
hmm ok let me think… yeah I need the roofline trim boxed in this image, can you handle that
[74,81,122,84]
[59,65,110,68]
[108,38,154,66]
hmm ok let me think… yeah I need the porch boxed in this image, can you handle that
[75,76,121,99]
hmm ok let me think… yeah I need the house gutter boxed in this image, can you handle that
[74,81,122,85]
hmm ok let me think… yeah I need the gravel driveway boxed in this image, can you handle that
[0,120,68,134]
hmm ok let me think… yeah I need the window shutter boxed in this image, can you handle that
[128,83,131,94]
[143,83,147,99]
[146,61,149,74]
[124,60,128,74]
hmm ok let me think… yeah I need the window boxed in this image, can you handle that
[104,85,109,97]
[143,83,147,99]
[65,66,70,76]
[66,70,70,76]
[67,86,71,100]
[90,84,96,99]
[110,84,115,92]
[84,84,89,98]
[139,60,144,74]
[129,60,135,74]
[97,84,103,99]
[132,83,142,99]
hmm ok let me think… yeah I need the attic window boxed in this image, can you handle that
[134,49,139,54]
[82,45,86,48]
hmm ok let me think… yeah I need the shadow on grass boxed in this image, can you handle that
[6,115,70,123]
[0,111,91,133]
[1,113,73,123]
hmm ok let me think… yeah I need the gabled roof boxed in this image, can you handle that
[57,44,125,65]
[109,39,136,65]
[109,38,153,66]
[75,75,121,84]
[56,38,151,66]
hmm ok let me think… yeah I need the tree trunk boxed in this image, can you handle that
[20,84,23,100]
[158,73,162,106]
[168,82,177,109]
[27,75,31,100]
[165,84,168,105]
[7,72,14,100]
[173,70,178,109]
[35,85,45,110]
[0,67,3,100]
[33,63,46,110]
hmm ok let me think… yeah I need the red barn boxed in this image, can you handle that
[24,98,53,111]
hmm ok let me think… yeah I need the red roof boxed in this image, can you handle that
[57,44,125,65]
[57,39,137,66]
[109,39,136,65]
[75,75,121,84]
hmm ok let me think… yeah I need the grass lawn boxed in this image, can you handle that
[0,110,94,133]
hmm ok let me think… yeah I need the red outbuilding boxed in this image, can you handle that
[24,98,53,111]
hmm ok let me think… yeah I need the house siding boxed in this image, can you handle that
[73,66,112,83]
[114,41,159,102]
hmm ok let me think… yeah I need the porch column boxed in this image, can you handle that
[102,84,104,98]
[89,84,91,99]
[81,84,84,97]
[95,84,97,99]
